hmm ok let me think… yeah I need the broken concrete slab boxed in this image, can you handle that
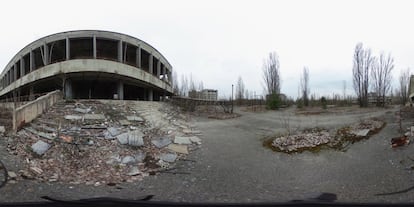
[128,130,144,146]
[121,156,136,164]
[353,129,370,137]
[127,166,141,176]
[159,153,177,163]
[107,127,121,137]
[0,126,5,133]
[126,116,144,122]
[174,136,192,145]
[8,171,17,179]
[189,136,202,144]
[83,114,105,120]
[24,127,54,140]
[119,120,131,126]
[134,152,146,163]
[168,144,189,154]
[31,140,51,155]
[117,133,129,145]
[151,137,172,148]
[74,107,91,114]
[64,115,82,120]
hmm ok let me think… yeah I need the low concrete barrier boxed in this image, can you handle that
[13,90,62,131]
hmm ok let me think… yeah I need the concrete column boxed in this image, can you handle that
[66,38,70,60]
[157,59,161,79]
[162,65,166,81]
[149,54,153,74]
[118,40,123,62]
[148,89,153,101]
[43,44,49,65]
[12,65,16,82]
[136,46,141,68]
[20,58,25,77]
[29,50,34,72]
[29,86,34,101]
[118,81,124,100]
[64,79,73,99]
[93,35,97,59]
[168,69,172,84]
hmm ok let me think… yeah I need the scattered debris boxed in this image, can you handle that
[391,136,410,148]
[0,126,5,134]
[5,100,202,185]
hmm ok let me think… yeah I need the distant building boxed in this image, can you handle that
[188,89,218,101]
[368,92,391,105]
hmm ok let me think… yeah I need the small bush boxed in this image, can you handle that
[320,96,327,109]
[296,98,303,109]
[266,93,281,110]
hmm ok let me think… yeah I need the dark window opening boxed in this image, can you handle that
[71,79,117,99]
[96,38,118,61]
[23,54,30,74]
[70,38,93,59]
[124,84,145,100]
[141,49,150,72]
[16,62,21,80]
[152,56,158,76]
[123,42,137,67]
[48,39,66,64]
[10,67,14,82]
[33,47,45,70]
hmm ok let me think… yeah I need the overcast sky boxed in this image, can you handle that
[1,0,413,99]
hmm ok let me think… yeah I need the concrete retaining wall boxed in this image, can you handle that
[13,90,62,131]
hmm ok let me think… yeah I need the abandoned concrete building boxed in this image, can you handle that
[0,30,173,101]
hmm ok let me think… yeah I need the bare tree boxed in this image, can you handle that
[342,80,346,100]
[352,43,374,107]
[262,52,281,95]
[179,74,188,96]
[399,68,411,105]
[236,76,245,101]
[300,67,310,107]
[172,71,179,95]
[371,52,394,106]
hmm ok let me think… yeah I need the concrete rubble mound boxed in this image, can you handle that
[5,100,202,185]
[271,118,385,153]
[272,130,332,152]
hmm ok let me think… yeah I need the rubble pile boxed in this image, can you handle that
[272,130,332,152]
[5,100,202,185]
[270,119,385,153]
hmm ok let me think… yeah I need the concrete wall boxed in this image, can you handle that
[13,90,62,131]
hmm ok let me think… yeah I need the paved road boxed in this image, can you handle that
[1,106,414,203]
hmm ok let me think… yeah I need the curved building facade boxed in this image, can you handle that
[0,30,173,101]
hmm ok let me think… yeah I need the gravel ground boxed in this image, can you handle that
[1,105,414,204]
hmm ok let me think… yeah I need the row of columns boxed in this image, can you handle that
[63,79,154,101]
[1,37,173,90]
